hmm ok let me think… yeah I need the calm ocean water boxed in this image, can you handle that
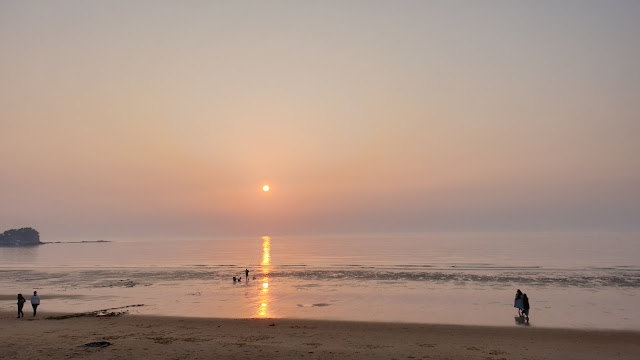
[1,233,639,330]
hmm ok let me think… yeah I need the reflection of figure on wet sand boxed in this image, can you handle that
[515,315,530,326]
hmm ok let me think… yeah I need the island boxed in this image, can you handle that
[0,227,43,246]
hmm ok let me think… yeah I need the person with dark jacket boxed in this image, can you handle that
[522,293,530,321]
[514,289,524,316]
[17,294,26,318]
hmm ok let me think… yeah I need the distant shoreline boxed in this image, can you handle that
[43,240,111,244]
[0,240,112,246]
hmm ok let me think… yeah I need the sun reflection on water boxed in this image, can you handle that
[256,235,271,317]
[261,236,271,266]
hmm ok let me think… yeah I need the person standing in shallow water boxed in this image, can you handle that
[17,294,26,318]
[30,291,40,317]
[245,268,249,280]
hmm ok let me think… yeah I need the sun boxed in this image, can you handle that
[262,185,270,192]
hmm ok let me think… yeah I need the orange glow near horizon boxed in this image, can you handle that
[2,2,638,239]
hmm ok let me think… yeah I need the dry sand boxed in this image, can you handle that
[1,311,638,360]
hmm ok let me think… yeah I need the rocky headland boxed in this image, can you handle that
[0,227,43,246]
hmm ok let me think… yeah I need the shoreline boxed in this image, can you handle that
[2,311,639,359]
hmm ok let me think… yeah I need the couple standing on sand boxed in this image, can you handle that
[17,291,40,318]
[514,289,530,321]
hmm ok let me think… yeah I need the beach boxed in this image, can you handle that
[3,0,640,358]
[1,311,638,360]
[2,235,640,330]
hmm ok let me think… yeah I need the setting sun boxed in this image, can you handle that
[262,185,270,192]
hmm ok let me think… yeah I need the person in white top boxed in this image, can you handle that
[30,291,40,317]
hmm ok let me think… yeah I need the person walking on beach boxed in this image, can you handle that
[17,294,26,318]
[522,293,530,321]
[514,289,524,317]
[31,291,40,317]
[245,268,249,279]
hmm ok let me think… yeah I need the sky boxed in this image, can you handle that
[1,1,639,239]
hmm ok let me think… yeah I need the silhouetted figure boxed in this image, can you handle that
[514,289,524,317]
[31,291,40,317]
[17,294,26,318]
[245,268,249,279]
[522,293,530,321]
[233,276,237,282]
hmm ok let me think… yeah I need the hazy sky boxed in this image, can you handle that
[1,1,639,239]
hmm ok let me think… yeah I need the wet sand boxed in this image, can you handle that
[1,311,638,360]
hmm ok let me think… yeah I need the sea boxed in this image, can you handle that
[1,232,639,330]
